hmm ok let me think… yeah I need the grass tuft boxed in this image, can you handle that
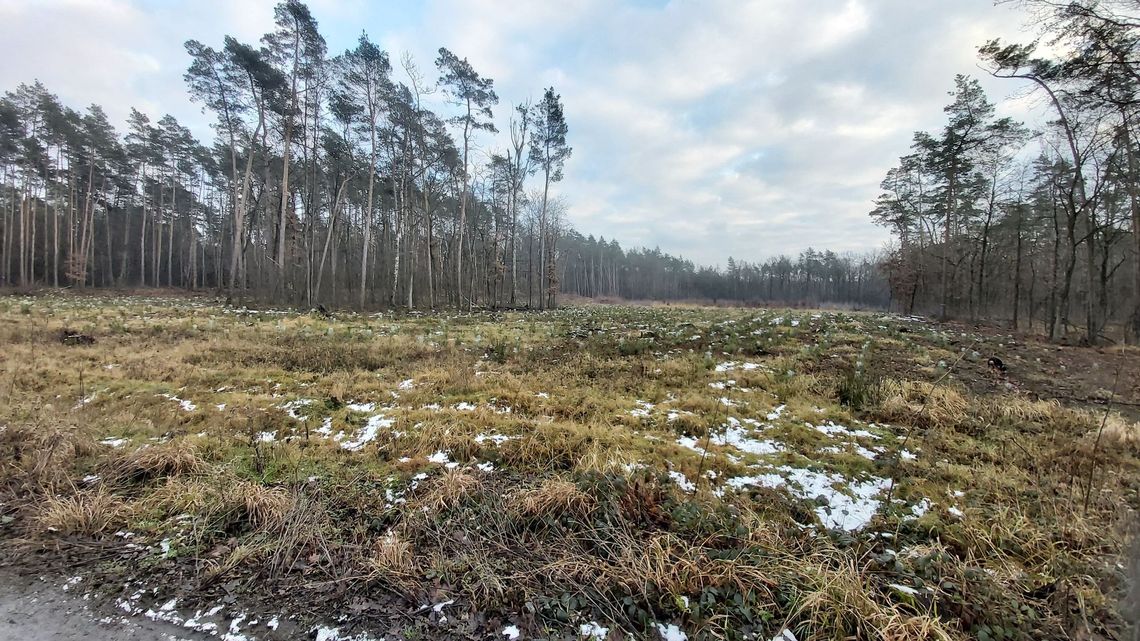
[33,490,127,536]
[105,441,204,483]
[516,478,595,519]
[1096,412,1140,452]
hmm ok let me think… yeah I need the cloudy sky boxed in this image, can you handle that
[0,0,1044,266]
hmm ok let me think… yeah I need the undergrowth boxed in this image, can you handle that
[0,294,1136,640]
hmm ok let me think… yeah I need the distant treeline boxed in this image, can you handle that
[557,233,889,307]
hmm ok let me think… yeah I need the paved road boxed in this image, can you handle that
[0,569,206,641]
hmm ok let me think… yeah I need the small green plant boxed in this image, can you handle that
[618,338,651,357]
[487,337,510,364]
[836,367,881,411]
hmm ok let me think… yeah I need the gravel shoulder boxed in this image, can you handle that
[0,568,207,641]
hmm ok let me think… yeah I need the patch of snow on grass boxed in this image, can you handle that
[159,393,197,412]
[341,414,395,451]
[668,471,696,493]
[714,417,783,456]
[715,361,763,373]
[630,400,654,418]
[100,437,129,448]
[281,399,313,420]
[502,625,520,639]
[811,421,879,440]
[427,451,458,468]
[725,466,890,531]
[474,433,513,445]
[657,622,688,641]
[766,404,786,421]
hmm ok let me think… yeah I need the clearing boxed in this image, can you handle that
[0,293,1137,640]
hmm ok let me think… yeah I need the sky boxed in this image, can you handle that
[0,0,1047,266]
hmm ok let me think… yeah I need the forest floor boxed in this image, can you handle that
[0,292,1137,641]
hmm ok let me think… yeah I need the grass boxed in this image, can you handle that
[1099,412,1140,452]
[33,490,128,536]
[0,292,1137,640]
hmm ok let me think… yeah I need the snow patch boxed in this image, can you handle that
[630,400,654,418]
[580,622,609,639]
[668,471,696,493]
[725,466,890,531]
[341,414,396,451]
[160,393,197,412]
[766,404,786,421]
[427,451,458,468]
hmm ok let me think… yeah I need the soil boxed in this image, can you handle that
[0,567,209,641]
[869,318,1140,420]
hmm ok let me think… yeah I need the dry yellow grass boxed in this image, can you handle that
[1096,412,1140,451]
[105,441,204,483]
[792,557,963,641]
[877,379,969,428]
[608,532,778,598]
[515,478,595,519]
[33,490,127,536]
[203,544,258,581]
[0,424,96,489]
[367,533,415,577]
[418,469,481,512]
[236,481,293,531]
[1,296,1137,639]
[988,396,1065,423]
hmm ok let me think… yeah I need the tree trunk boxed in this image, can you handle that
[1125,125,1140,342]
